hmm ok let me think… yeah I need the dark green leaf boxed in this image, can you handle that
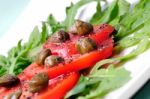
[95,0,118,24]
[90,2,102,24]
[63,0,101,30]
[66,66,130,99]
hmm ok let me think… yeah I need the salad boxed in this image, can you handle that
[0,0,150,99]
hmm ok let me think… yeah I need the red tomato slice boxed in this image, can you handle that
[44,24,114,58]
[0,85,21,99]
[20,24,114,79]
[36,72,79,99]
[21,37,113,79]
[90,24,114,45]
[0,72,79,99]
[19,72,79,99]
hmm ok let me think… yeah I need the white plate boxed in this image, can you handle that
[0,0,150,99]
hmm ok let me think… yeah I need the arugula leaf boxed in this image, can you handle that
[119,37,150,61]
[94,0,118,24]
[90,2,102,24]
[0,55,7,76]
[115,0,150,39]
[46,14,65,33]
[65,65,130,99]
[90,59,116,74]
[63,0,101,30]
[0,24,49,75]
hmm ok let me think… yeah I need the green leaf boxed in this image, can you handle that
[90,2,102,24]
[26,44,42,61]
[117,0,130,16]
[40,22,49,43]
[47,14,65,33]
[63,0,101,30]
[119,37,140,48]
[109,0,130,26]
[66,66,130,99]
[0,55,7,67]
[28,26,40,46]
[47,14,58,25]
[65,76,88,99]
[119,37,150,61]
[115,0,150,39]
[95,0,118,24]
[83,66,130,99]
[90,59,116,74]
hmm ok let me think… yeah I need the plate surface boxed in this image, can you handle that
[0,0,149,99]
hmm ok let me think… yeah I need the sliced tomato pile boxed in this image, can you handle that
[0,72,79,99]
[0,24,114,99]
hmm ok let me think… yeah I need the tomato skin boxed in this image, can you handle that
[90,24,114,45]
[46,38,113,78]
[44,24,114,58]
[21,38,113,79]
[0,72,79,99]
[0,85,21,99]
[35,72,80,99]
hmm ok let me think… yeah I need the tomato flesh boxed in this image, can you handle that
[35,72,79,99]
[44,24,114,58]
[0,72,79,99]
[21,37,113,79]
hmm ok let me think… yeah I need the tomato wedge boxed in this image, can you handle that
[35,72,79,99]
[44,24,114,57]
[20,24,114,79]
[0,72,79,99]
[0,84,21,99]
[21,38,113,80]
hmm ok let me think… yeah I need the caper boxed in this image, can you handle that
[76,37,97,54]
[4,90,22,99]
[69,20,93,35]
[44,55,64,67]
[36,49,51,65]
[50,30,70,43]
[29,72,49,93]
[0,74,19,87]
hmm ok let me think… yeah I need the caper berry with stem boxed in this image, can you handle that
[50,30,70,43]
[44,55,64,67]
[36,49,51,65]
[0,74,20,87]
[69,20,93,35]
[29,72,49,93]
[76,37,97,54]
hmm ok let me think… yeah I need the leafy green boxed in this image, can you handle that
[114,0,150,39]
[0,25,48,75]
[63,0,101,30]
[65,0,150,98]
[46,14,65,33]
[90,2,102,24]
[89,59,116,74]
[118,37,150,61]
[65,65,130,99]
[92,0,119,24]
